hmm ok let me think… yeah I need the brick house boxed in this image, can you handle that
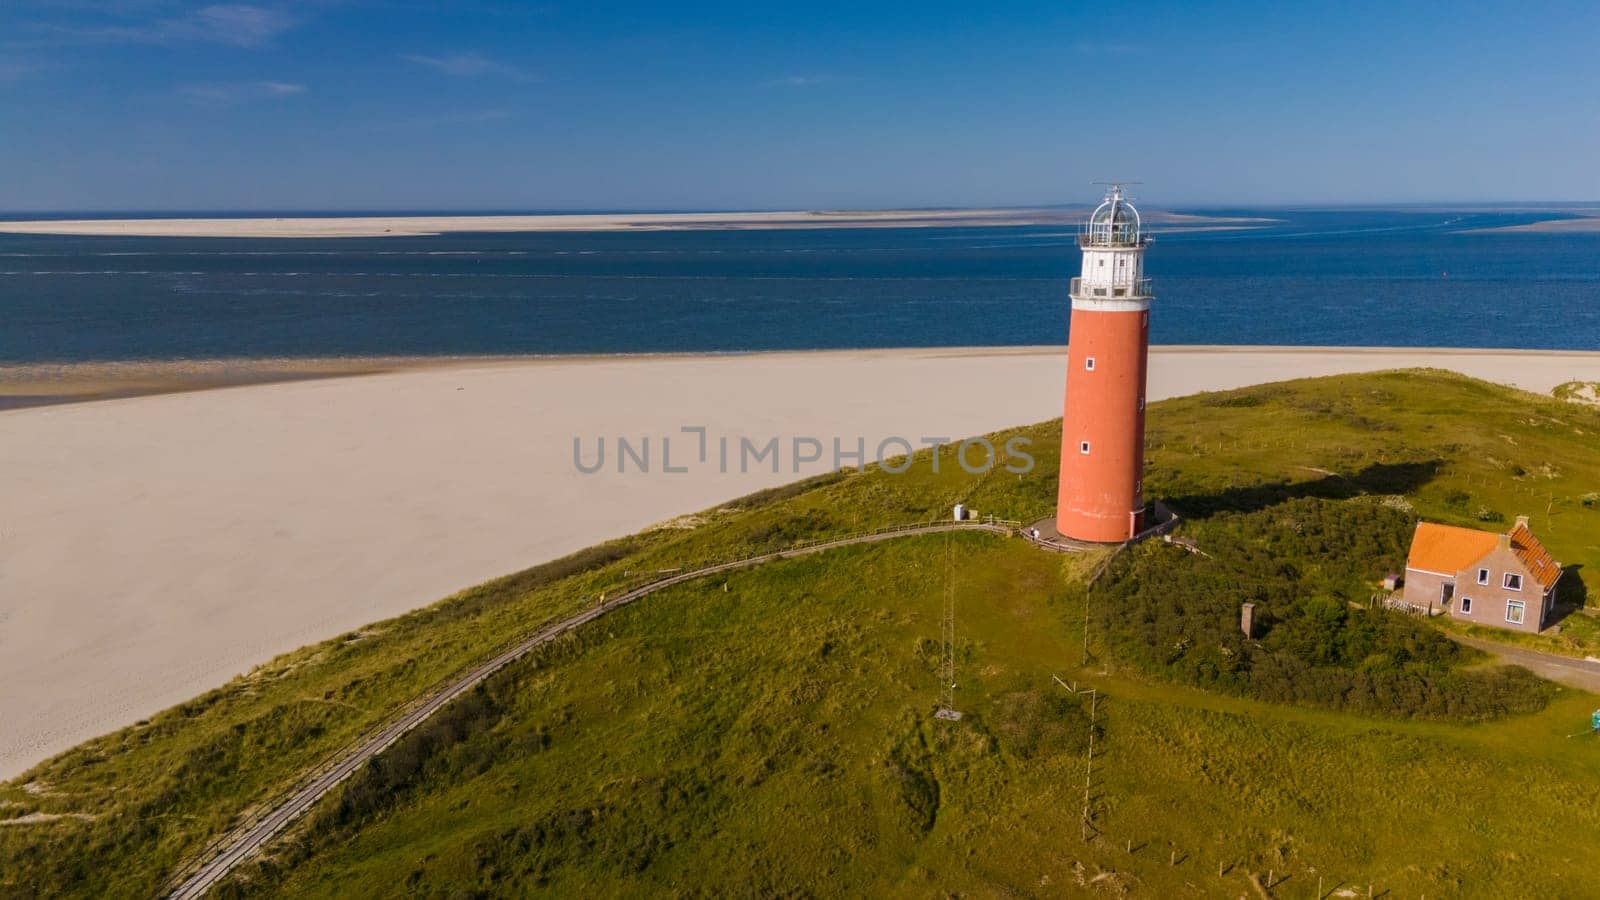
[1402,516,1564,632]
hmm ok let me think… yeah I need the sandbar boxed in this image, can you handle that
[0,208,1268,239]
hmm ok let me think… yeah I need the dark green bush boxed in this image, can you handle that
[316,684,505,832]
[1091,497,1551,721]
[992,689,1091,760]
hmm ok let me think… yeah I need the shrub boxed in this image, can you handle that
[1090,498,1550,721]
[315,685,505,832]
[992,689,1091,760]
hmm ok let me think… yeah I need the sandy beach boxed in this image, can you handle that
[3,345,1600,779]
[0,208,1266,239]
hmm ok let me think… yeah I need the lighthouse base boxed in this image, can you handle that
[1025,504,1176,551]
[1025,515,1133,551]
[1054,508,1144,545]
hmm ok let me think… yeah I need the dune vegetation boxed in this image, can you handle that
[3,369,1600,898]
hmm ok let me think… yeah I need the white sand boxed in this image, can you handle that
[1470,213,1600,234]
[0,209,1264,239]
[2,345,1599,779]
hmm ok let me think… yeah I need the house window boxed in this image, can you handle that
[1460,596,1473,614]
[1477,568,1489,585]
[1085,357,1096,371]
[1079,441,1091,455]
[1506,599,1526,625]
[1504,573,1523,591]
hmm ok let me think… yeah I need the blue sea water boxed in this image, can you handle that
[1,209,1597,363]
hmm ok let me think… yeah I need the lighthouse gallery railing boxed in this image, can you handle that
[1069,276,1152,299]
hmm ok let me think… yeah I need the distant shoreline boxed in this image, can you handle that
[0,208,1271,239]
[8,344,1600,411]
[1465,211,1600,233]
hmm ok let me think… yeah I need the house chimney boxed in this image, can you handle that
[1241,602,1255,638]
[1497,531,1512,550]
[1514,514,1530,530]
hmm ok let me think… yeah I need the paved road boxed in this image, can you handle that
[164,520,1012,899]
[1453,634,1600,693]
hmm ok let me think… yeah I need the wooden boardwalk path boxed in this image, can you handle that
[164,519,1015,898]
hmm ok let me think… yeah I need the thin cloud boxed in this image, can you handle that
[768,74,844,88]
[402,52,531,80]
[181,79,305,106]
[184,4,293,45]
[41,4,296,47]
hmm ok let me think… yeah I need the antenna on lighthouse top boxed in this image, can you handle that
[1091,181,1142,201]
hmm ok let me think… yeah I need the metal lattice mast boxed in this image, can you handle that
[935,540,962,721]
[942,577,955,711]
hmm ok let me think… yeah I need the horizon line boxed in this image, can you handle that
[2,201,1598,219]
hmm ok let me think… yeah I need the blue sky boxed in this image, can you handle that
[2,1,1598,210]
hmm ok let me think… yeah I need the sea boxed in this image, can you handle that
[2,208,1597,364]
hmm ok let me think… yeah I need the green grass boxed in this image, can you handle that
[4,369,1600,898]
[215,535,1600,898]
[1455,609,1600,655]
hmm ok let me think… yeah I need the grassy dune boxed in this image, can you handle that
[3,369,1600,898]
[220,537,1600,898]
[1146,369,1600,649]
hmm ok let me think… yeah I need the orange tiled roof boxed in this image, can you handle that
[1406,522,1499,575]
[1510,524,1563,591]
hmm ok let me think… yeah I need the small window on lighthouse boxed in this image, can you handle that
[1085,357,1096,371]
[1079,441,1091,455]
[1098,259,1105,267]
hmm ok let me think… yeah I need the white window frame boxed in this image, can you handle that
[1085,357,1096,371]
[1460,596,1473,614]
[1505,599,1526,625]
[1079,441,1091,455]
[1503,572,1523,592]
[1477,568,1489,585]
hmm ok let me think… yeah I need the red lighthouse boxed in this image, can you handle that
[1056,184,1151,543]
